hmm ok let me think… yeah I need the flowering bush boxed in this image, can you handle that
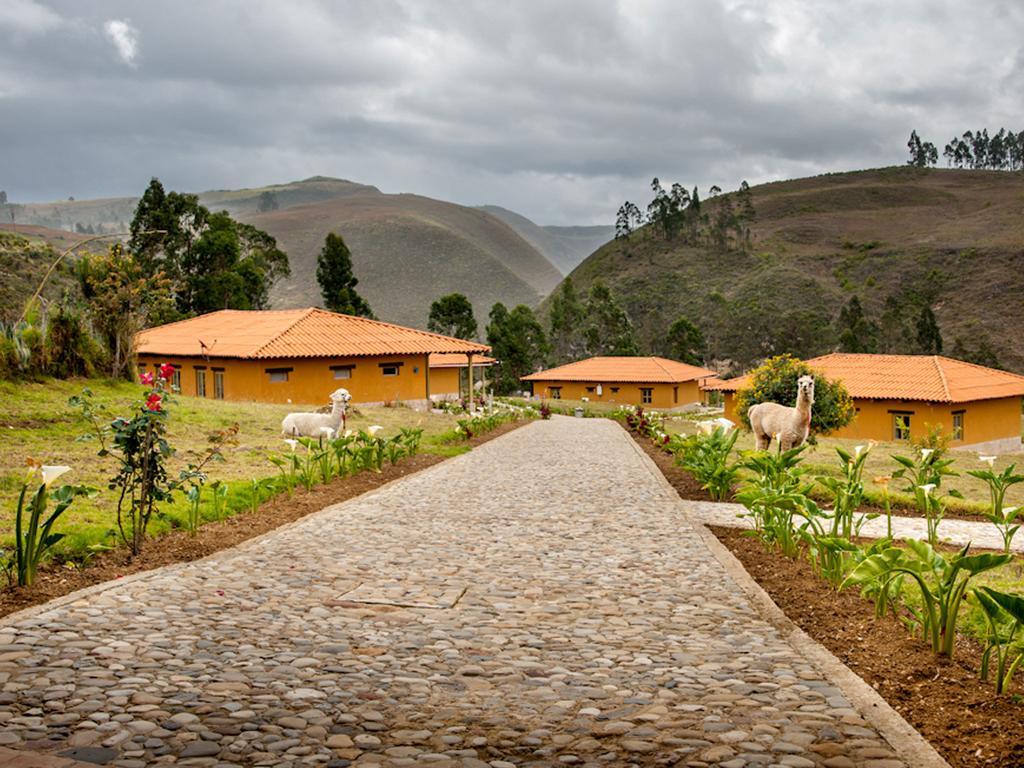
[72,365,234,556]
[734,354,854,436]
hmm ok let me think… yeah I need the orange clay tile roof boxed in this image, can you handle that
[522,356,717,384]
[703,353,1024,403]
[428,353,496,368]
[135,308,490,360]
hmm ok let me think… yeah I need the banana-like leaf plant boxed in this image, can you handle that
[843,540,1011,657]
[972,586,1024,694]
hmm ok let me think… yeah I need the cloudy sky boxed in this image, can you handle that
[2,0,1022,224]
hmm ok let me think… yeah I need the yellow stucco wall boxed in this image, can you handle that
[429,367,461,399]
[137,353,433,406]
[722,392,1022,446]
[528,380,703,408]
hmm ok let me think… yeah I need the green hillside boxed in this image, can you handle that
[247,193,561,330]
[480,205,613,274]
[558,167,1024,374]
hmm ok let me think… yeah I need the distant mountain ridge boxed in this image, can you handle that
[479,205,613,274]
[4,177,569,332]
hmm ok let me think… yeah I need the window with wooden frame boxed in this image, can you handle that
[379,361,403,377]
[550,386,562,399]
[892,412,912,441]
[640,388,653,404]
[195,367,207,397]
[952,410,964,441]
[331,364,354,380]
[266,367,291,383]
[213,368,224,400]
[673,386,679,404]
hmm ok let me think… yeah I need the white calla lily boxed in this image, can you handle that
[979,455,997,467]
[920,448,934,460]
[283,439,299,451]
[918,483,937,496]
[40,465,71,487]
[367,425,383,436]
[853,444,866,458]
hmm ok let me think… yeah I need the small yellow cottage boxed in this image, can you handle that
[522,356,717,409]
[707,353,1024,452]
[135,308,490,407]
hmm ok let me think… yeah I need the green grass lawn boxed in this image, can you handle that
[0,378,463,556]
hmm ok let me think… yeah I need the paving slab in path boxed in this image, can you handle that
[0,417,941,767]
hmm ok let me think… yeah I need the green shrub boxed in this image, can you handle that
[735,354,855,435]
[673,426,739,501]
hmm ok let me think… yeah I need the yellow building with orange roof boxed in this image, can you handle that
[706,353,1024,452]
[427,353,496,401]
[135,308,490,407]
[522,356,717,409]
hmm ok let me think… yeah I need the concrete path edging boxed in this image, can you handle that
[622,431,952,768]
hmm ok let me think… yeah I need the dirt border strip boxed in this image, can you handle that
[0,420,541,628]
[619,425,951,768]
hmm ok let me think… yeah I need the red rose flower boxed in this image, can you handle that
[146,393,163,412]
[159,363,176,381]
[139,371,155,386]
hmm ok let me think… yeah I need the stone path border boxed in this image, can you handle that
[622,436,951,768]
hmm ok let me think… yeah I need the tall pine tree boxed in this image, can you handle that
[316,232,374,318]
[583,281,638,356]
[836,296,879,353]
[487,303,549,394]
[548,278,586,363]
[427,293,477,340]
[915,305,943,354]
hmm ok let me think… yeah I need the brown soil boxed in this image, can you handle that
[0,420,527,621]
[712,526,1024,768]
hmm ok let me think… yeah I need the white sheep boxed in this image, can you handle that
[281,388,352,438]
[748,375,815,451]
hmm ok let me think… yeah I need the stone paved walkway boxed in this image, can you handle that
[0,418,915,768]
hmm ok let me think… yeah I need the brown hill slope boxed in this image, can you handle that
[247,193,562,330]
[559,167,1024,373]
[9,178,563,331]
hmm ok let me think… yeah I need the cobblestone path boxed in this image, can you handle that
[0,418,915,768]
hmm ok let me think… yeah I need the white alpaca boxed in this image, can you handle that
[281,388,352,437]
[748,375,815,451]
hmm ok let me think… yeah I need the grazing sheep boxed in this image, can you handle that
[281,388,352,438]
[748,375,815,451]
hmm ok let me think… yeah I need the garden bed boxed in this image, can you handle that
[711,525,1024,768]
[0,419,526,621]
[630,429,992,522]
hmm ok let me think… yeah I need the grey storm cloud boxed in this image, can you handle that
[2,0,1023,224]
